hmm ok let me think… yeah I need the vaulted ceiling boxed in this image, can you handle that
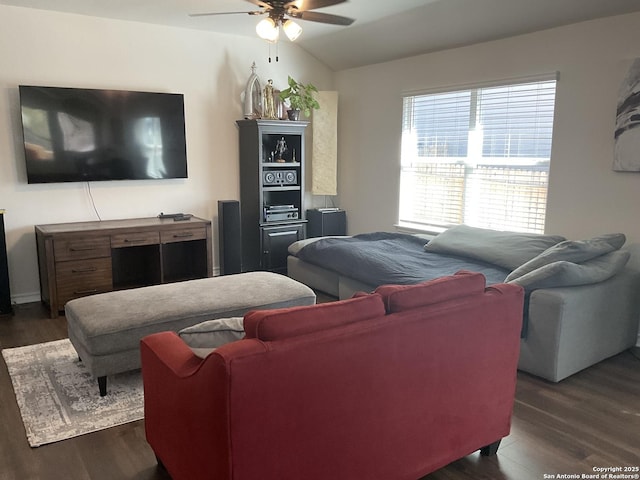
[2,0,640,70]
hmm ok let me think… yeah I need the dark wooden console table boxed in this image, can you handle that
[35,216,212,317]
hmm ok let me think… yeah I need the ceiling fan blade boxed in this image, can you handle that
[285,0,347,12]
[294,10,355,26]
[189,10,261,17]
[244,0,273,9]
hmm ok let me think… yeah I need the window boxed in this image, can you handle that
[399,77,557,233]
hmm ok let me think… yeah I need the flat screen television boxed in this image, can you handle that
[19,85,188,183]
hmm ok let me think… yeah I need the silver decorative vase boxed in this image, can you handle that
[287,109,300,121]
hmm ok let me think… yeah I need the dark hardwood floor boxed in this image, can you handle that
[1,302,639,480]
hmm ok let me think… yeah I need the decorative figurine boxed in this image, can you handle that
[263,79,278,120]
[274,137,287,162]
[243,62,262,119]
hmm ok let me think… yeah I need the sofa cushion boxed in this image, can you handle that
[374,271,486,313]
[178,317,245,358]
[505,233,626,282]
[507,250,630,291]
[424,225,566,271]
[243,294,386,341]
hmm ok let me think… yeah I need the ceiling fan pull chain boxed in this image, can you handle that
[267,39,279,63]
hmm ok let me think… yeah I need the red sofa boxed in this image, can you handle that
[141,271,524,480]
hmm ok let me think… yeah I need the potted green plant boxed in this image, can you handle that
[279,76,320,120]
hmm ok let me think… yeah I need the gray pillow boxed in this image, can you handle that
[505,233,626,282]
[595,232,627,250]
[507,250,630,291]
[179,317,245,358]
[424,225,566,271]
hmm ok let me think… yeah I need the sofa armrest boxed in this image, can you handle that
[140,332,265,480]
[518,267,640,381]
[141,331,203,376]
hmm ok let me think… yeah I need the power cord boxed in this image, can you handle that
[86,182,102,221]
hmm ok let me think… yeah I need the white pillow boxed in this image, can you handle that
[178,317,245,358]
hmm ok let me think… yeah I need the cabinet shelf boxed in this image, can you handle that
[260,219,308,227]
[262,162,301,167]
[263,186,301,192]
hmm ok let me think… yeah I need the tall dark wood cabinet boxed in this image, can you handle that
[236,119,308,273]
[0,210,12,315]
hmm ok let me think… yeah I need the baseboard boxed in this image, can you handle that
[10,271,224,307]
[12,291,41,305]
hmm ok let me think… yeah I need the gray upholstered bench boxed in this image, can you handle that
[65,271,316,395]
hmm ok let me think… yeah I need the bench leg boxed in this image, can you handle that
[98,376,107,396]
[480,439,501,456]
[155,455,167,472]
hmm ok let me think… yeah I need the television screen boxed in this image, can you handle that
[19,86,188,183]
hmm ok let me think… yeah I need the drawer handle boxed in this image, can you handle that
[124,238,146,244]
[173,233,194,238]
[70,246,99,252]
[74,288,98,295]
[71,267,97,273]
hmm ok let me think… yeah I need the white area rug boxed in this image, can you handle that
[2,338,143,447]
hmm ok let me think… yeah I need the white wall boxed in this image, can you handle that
[335,12,640,245]
[0,5,333,303]
[5,7,640,307]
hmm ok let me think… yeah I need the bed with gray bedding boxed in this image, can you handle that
[294,231,509,287]
[287,225,640,382]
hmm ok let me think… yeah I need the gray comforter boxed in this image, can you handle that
[295,232,510,287]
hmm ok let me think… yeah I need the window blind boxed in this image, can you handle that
[399,78,557,233]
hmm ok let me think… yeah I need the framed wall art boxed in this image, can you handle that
[613,58,640,172]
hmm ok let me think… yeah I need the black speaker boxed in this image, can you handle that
[306,209,347,238]
[263,170,297,186]
[218,200,242,275]
[0,211,11,315]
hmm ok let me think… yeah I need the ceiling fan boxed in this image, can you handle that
[190,0,355,43]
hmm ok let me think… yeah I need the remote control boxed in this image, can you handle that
[158,212,184,219]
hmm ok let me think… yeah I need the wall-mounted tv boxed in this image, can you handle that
[19,85,188,183]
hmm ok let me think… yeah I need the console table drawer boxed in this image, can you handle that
[111,231,160,248]
[56,257,112,305]
[54,237,111,261]
[161,227,207,244]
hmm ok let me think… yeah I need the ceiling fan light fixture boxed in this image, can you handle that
[283,19,303,41]
[256,17,279,42]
